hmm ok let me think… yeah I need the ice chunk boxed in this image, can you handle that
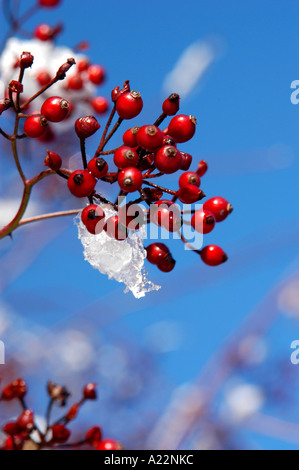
[76,209,160,299]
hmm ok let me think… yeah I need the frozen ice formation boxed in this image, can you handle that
[76,209,161,299]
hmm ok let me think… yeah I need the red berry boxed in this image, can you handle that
[116,91,143,119]
[154,145,182,174]
[17,410,34,432]
[168,114,197,143]
[179,171,201,188]
[81,205,105,235]
[97,439,122,451]
[51,425,71,444]
[191,209,216,234]
[146,243,170,265]
[87,157,108,179]
[1,379,27,401]
[158,255,176,273]
[177,185,205,204]
[196,160,208,177]
[180,152,193,171]
[77,59,90,72]
[20,52,34,69]
[34,24,55,41]
[105,216,128,241]
[83,383,97,400]
[200,245,228,266]
[118,203,145,230]
[3,436,23,450]
[162,135,177,147]
[162,93,180,116]
[44,150,62,171]
[67,74,84,90]
[75,116,100,139]
[113,146,139,169]
[139,153,155,171]
[136,125,164,151]
[91,96,109,115]
[88,65,106,85]
[24,115,48,138]
[118,167,143,193]
[41,96,70,123]
[203,197,233,222]
[3,422,21,436]
[123,127,139,147]
[152,200,181,232]
[39,0,61,7]
[86,427,103,447]
[36,69,51,86]
[67,170,97,198]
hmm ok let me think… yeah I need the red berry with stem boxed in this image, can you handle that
[203,196,233,222]
[83,383,97,400]
[36,69,51,86]
[1,379,27,401]
[105,216,128,241]
[91,96,109,115]
[116,91,143,119]
[67,74,83,90]
[97,439,123,451]
[51,425,71,444]
[34,24,56,41]
[20,52,34,69]
[118,167,143,193]
[200,245,228,266]
[87,157,108,179]
[39,0,61,7]
[191,209,216,234]
[123,127,139,147]
[146,243,170,265]
[158,254,176,273]
[44,150,62,171]
[17,410,34,432]
[152,200,181,232]
[67,170,97,198]
[41,96,70,123]
[86,427,103,448]
[136,125,164,151]
[88,65,106,85]
[177,185,205,204]
[81,205,105,235]
[24,115,48,138]
[196,160,208,177]
[162,93,180,116]
[154,145,182,174]
[180,152,193,171]
[179,171,201,188]
[75,116,100,138]
[168,114,197,143]
[113,146,139,169]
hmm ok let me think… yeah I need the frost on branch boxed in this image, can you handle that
[76,209,161,299]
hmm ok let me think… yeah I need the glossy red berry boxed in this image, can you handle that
[36,69,51,86]
[88,65,106,85]
[168,114,197,143]
[123,127,139,147]
[91,96,109,115]
[20,52,34,69]
[97,439,122,451]
[105,216,128,241]
[152,200,181,232]
[200,245,228,266]
[77,59,90,72]
[136,125,164,151]
[24,115,48,138]
[41,96,70,123]
[67,74,83,90]
[75,116,100,139]
[1,379,27,401]
[81,205,105,235]
[67,170,97,198]
[179,171,201,188]
[86,427,103,447]
[154,145,182,174]
[17,410,34,432]
[158,254,176,273]
[203,197,233,222]
[2,422,21,436]
[83,383,97,400]
[51,425,71,444]
[44,150,62,171]
[196,160,208,177]
[113,146,139,169]
[162,93,180,116]
[39,0,61,7]
[180,152,193,171]
[146,243,170,265]
[87,157,108,179]
[191,209,216,234]
[116,91,143,119]
[177,185,205,204]
[118,167,143,193]
[34,24,56,41]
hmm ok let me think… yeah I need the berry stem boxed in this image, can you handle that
[95,104,116,156]
[80,138,88,169]
[19,209,82,228]
[180,232,201,254]
[142,180,176,196]
[154,112,167,128]
[99,117,123,153]
[12,115,26,184]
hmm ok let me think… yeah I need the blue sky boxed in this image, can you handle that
[1,0,299,450]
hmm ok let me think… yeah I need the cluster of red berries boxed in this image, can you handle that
[0,378,122,451]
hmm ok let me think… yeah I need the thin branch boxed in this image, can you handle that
[19,209,81,228]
